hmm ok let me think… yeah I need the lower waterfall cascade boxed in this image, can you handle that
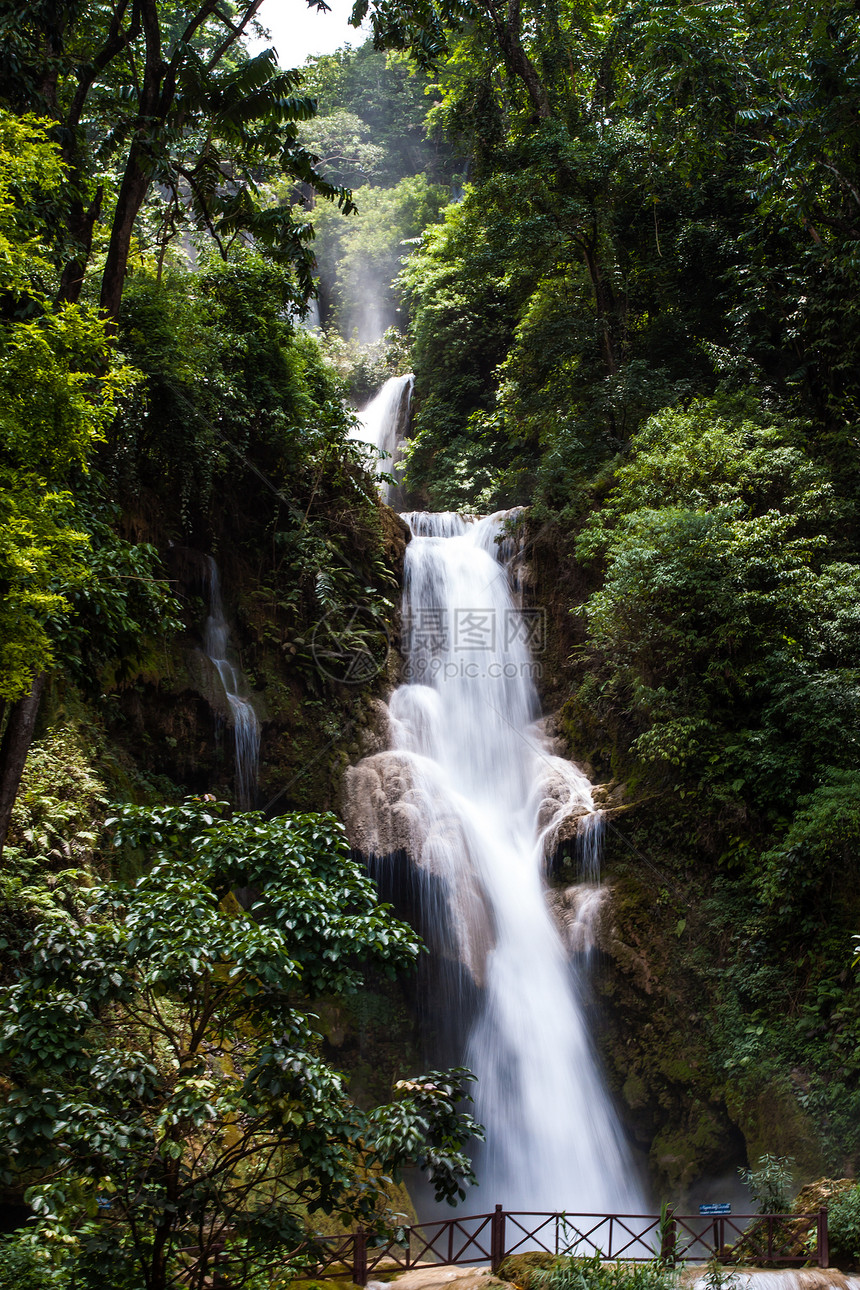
[345,485,644,1212]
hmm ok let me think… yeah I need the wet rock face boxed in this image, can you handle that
[342,723,608,989]
[342,745,494,986]
[546,883,608,955]
[343,748,416,858]
[724,1080,830,1181]
[379,504,412,570]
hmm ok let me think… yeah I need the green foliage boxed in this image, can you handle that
[575,395,860,814]
[703,1255,734,1290]
[8,724,107,865]
[0,1232,68,1290]
[111,252,395,691]
[399,189,536,507]
[828,1185,860,1269]
[391,0,860,521]
[738,1153,795,1213]
[757,771,860,913]
[0,481,87,702]
[0,111,65,300]
[318,326,413,403]
[564,389,860,1171]
[0,798,481,1290]
[300,44,458,188]
[529,1254,678,1290]
[0,9,358,317]
[49,494,184,692]
[301,108,388,187]
[283,42,461,353]
[117,254,354,501]
[0,111,161,702]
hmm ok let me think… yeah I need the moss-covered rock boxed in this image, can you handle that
[724,1083,829,1182]
[495,1252,557,1287]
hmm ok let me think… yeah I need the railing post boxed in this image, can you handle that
[818,1208,829,1268]
[212,1243,227,1288]
[660,1207,677,1266]
[491,1205,506,1273]
[353,1227,367,1286]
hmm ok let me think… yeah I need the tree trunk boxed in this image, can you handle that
[0,673,46,855]
[59,187,103,305]
[99,142,155,319]
[99,0,168,320]
[501,35,552,119]
[484,0,552,121]
[582,240,619,377]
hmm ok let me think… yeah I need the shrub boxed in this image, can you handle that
[531,1253,679,1290]
[828,1185,860,1269]
[0,1233,69,1289]
[738,1154,795,1213]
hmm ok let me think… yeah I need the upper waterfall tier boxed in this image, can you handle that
[351,374,414,507]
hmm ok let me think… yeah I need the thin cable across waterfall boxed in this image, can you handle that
[345,501,644,1214]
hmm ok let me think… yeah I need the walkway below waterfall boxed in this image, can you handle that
[367,1268,860,1290]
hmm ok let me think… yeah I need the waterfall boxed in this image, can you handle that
[203,557,260,809]
[352,374,414,507]
[345,502,643,1213]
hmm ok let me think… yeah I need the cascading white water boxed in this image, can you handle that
[203,557,260,809]
[351,374,414,506]
[345,501,643,1212]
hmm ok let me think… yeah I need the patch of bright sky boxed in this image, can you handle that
[250,0,369,67]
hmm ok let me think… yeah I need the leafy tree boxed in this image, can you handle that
[574,395,860,815]
[0,113,129,702]
[110,250,397,704]
[757,770,860,920]
[738,1153,795,1213]
[301,44,458,187]
[300,109,388,188]
[398,188,537,507]
[0,112,150,848]
[0,2,357,318]
[0,799,481,1290]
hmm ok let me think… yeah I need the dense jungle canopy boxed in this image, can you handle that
[2,0,860,1285]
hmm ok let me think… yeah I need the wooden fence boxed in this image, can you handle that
[293,1206,829,1285]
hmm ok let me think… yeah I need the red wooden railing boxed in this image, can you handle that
[289,1205,828,1285]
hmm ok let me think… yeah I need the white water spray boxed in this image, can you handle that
[203,557,260,809]
[345,501,642,1212]
[351,374,414,507]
